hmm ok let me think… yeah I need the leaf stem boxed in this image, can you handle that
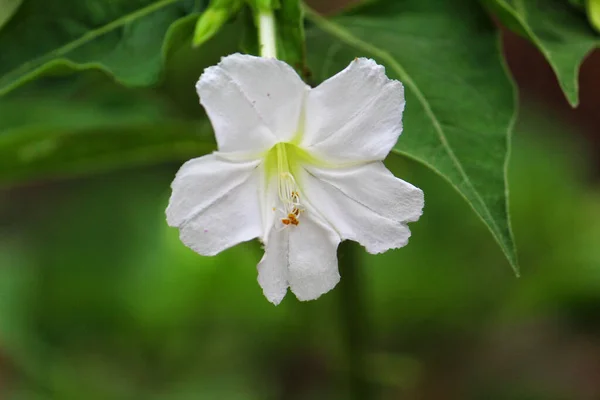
[338,241,372,399]
[258,10,277,58]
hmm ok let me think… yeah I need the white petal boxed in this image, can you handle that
[257,210,341,305]
[302,58,405,163]
[256,227,289,305]
[197,53,309,153]
[166,153,262,256]
[299,162,423,254]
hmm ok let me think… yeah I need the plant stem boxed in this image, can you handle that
[258,10,277,58]
[339,241,371,399]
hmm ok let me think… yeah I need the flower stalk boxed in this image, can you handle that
[339,241,372,399]
[258,10,277,58]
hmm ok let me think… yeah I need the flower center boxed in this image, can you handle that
[264,142,327,228]
[274,143,303,227]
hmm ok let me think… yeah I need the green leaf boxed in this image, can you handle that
[0,92,214,186]
[0,0,200,97]
[305,1,519,273]
[481,0,600,107]
[0,13,244,187]
[568,0,586,10]
[0,0,22,31]
[275,0,308,77]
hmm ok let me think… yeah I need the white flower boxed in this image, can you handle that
[166,53,424,305]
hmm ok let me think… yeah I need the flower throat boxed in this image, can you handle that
[264,143,306,227]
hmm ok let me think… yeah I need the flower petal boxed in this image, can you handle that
[256,227,288,305]
[299,162,423,254]
[257,210,341,305]
[197,53,308,153]
[302,58,405,163]
[166,153,262,256]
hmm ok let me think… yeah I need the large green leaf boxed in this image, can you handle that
[0,0,202,96]
[0,15,242,187]
[482,0,600,107]
[305,1,519,273]
[0,93,213,185]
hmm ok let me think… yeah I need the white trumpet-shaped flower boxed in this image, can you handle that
[167,53,424,305]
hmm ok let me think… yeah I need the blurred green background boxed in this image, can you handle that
[2,3,600,400]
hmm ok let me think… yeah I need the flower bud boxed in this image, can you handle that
[193,0,244,48]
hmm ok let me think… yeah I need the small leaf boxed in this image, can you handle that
[482,0,600,107]
[0,0,201,97]
[305,1,519,273]
[0,0,22,31]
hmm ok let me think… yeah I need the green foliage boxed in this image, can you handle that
[305,1,519,273]
[0,0,22,31]
[192,0,243,47]
[569,0,600,32]
[0,91,212,185]
[0,0,599,396]
[2,105,599,397]
[568,0,586,9]
[241,0,306,74]
[251,0,281,12]
[275,0,307,76]
[0,0,201,96]
[0,0,598,272]
[588,0,600,33]
[482,0,600,107]
[0,12,243,186]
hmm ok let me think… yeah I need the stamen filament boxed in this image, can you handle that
[274,144,303,227]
